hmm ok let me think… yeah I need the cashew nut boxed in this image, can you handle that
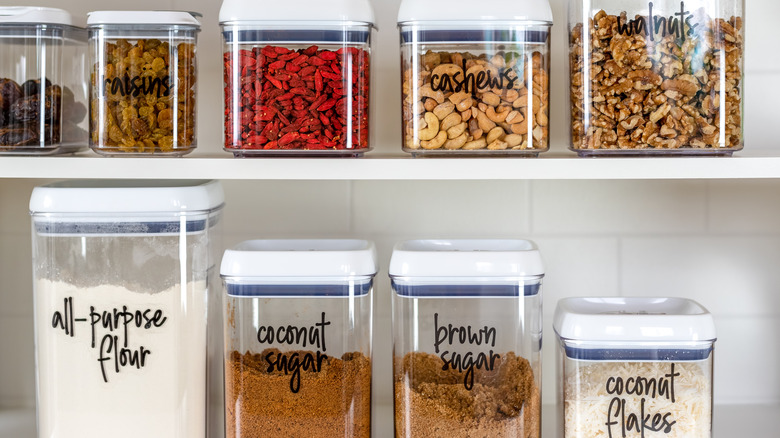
[476,111,496,132]
[456,96,473,112]
[460,109,472,122]
[440,113,462,132]
[486,106,509,123]
[482,92,501,107]
[505,110,523,124]
[511,122,529,135]
[449,92,470,105]
[405,136,421,149]
[433,101,455,120]
[421,130,447,149]
[486,127,505,145]
[418,112,440,141]
[443,132,468,150]
[462,138,487,150]
[432,63,464,81]
[487,140,508,150]
[423,98,437,112]
[419,85,445,104]
[505,134,523,147]
[447,122,468,139]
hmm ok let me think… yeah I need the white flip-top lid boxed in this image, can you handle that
[30,180,224,215]
[0,7,75,26]
[554,297,717,343]
[389,239,544,278]
[219,0,375,25]
[87,11,201,27]
[398,0,553,24]
[221,239,378,278]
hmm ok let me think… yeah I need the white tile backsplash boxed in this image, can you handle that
[531,180,709,235]
[0,317,35,409]
[708,180,780,233]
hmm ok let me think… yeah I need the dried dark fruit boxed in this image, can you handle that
[0,127,38,147]
[21,78,53,96]
[0,79,22,112]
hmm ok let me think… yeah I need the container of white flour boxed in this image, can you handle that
[30,180,224,438]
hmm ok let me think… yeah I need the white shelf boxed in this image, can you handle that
[4,404,779,436]
[1,149,780,181]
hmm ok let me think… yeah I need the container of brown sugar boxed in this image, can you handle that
[398,0,552,156]
[221,239,376,438]
[389,240,544,437]
[87,11,200,156]
[568,0,745,155]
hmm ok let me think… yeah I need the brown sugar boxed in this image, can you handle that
[226,349,371,437]
[394,351,540,437]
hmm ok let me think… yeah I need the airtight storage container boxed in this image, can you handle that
[390,240,544,437]
[0,7,87,155]
[88,11,200,156]
[30,180,224,438]
[220,0,374,156]
[221,240,376,437]
[568,0,744,155]
[553,298,716,438]
[398,0,552,156]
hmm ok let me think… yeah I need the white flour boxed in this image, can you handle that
[35,279,207,438]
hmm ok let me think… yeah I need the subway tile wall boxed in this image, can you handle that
[1,0,779,416]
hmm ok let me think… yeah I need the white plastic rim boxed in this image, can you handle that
[0,7,74,26]
[87,11,201,28]
[553,297,717,344]
[29,180,224,216]
[219,0,375,25]
[388,239,544,278]
[397,0,553,24]
[221,239,378,278]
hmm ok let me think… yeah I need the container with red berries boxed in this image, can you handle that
[220,0,374,157]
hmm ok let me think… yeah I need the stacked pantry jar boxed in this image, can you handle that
[398,0,552,156]
[30,180,224,438]
[390,240,544,437]
[88,11,200,156]
[221,240,376,437]
[0,7,88,155]
[220,0,374,156]
[568,0,745,155]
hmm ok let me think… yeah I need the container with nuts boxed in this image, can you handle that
[398,0,553,156]
[220,0,374,157]
[568,0,744,155]
[88,11,200,156]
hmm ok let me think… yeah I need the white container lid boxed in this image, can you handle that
[0,7,75,26]
[221,239,378,278]
[30,180,224,215]
[398,0,553,24]
[219,0,375,25]
[87,11,201,27]
[553,297,717,343]
[389,239,544,278]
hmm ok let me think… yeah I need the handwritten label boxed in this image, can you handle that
[256,312,332,393]
[430,59,519,98]
[433,313,499,390]
[616,2,701,42]
[104,74,171,99]
[604,363,681,437]
[51,297,167,383]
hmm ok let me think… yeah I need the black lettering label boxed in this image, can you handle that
[433,313,499,390]
[104,74,171,99]
[431,59,520,98]
[50,297,167,383]
[616,2,701,42]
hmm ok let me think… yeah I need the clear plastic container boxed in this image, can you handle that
[87,11,200,156]
[0,7,88,155]
[221,240,376,437]
[389,240,544,437]
[398,0,552,156]
[553,298,716,438]
[30,180,224,438]
[568,0,745,156]
[220,0,374,157]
